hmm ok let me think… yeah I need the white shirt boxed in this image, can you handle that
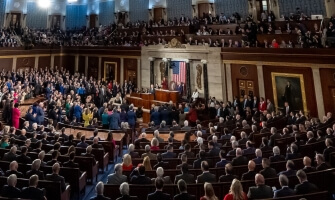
[192,92,199,101]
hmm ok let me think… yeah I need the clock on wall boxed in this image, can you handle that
[13,2,20,8]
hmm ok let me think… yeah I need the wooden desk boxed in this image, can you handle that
[140,93,154,101]
[155,89,179,103]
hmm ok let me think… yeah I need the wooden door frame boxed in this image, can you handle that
[104,62,118,83]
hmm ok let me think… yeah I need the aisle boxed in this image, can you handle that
[82,150,125,200]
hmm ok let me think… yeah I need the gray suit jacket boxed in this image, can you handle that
[107,173,127,185]
[141,152,157,160]
[151,176,172,184]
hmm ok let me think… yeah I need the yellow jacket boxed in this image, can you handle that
[82,113,93,127]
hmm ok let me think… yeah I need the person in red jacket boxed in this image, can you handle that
[187,104,198,127]
[258,97,267,113]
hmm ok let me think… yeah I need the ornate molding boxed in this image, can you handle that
[148,57,155,61]
[201,60,207,64]
[164,38,186,49]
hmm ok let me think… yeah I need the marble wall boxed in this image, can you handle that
[141,45,225,101]
[129,0,149,22]
[26,2,47,28]
[278,0,326,17]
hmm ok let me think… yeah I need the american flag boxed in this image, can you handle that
[172,61,186,84]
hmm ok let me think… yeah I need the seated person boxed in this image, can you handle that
[294,170,319,195]
[216,150,230,168]
[153,153,168,169]
[90,181,111,200]
[219,163,238,182]
[232,148,248,166]
[81,145,97,163]
[151,167,172,184]
[21,175,46,200]
[259,158,277,178]
[46,150,62,166]
[241,160,257,181]
[107,164,127,185]
[269,146,285,163]
[45,163,66,192]
[247,174,273,199]
[273,174,295,198]
[147,178,170,200]
[116,182,138,200]
[128,144,140,158]
[161,145,177,159]
[196,161,216,183]
[130,165,152,184]
[63,152,79,168]
[77,135,89,148]
[174,163,195,184]
[1,174,21,198]
[278,160,296,177]
[26,159,45,180]
[174,179,196,200]
[5,161,23,178]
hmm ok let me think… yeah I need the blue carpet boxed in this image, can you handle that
[81,150,125,200]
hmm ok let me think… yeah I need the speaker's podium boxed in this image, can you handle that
[155,89,179,103]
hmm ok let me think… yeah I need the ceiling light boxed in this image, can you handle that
[38,0,50,8]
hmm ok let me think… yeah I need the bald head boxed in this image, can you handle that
[255,173,265,185]
[248,160,256,171]
[52,163,60,174]
[303,156,311,167]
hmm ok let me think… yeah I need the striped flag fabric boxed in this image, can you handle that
[172,61,186,84]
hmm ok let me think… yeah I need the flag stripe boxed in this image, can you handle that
[172,61,186,84]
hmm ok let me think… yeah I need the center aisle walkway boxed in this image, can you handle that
[82,150,126,200]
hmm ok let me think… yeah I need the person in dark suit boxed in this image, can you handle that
[278,160,296,177]
[81,145,96,163]
[77,135,89,149]
[128,144,140,158]
[193,151,207,169]
[21,175,46,200]
[90,181,111,200]
[1,174,21,198]
[219,163,238,182]
[176,154,193,170]
[151,167,172,184]
[305,131,317,144]
[174,163,195,184]
[274,174,296,198]
[323,138,335,163]
[3,146,17,162]
[260,158,277,178]
[216,150,230,168]
[91,137,103,149]
[302,156,316,173]
[5,161,24,178]
[147,178,170,200]
[26,159,45,180]
[285,143,302,161]
[45,163,66,192]
[268,127,282,147]
[247,173,273,199]
[162,145,177,159]
[232,148,248,166]
[196,161,216,183]
[46,150,62,167]
[130,165,152,184]
[153,153,169,170]
[116,182,138,200]
[16,146,32,165]
[243,141,256,155]
[226,141,238,157]
[134,133,150,149]
[150,107,161,126]
[252,149,263,165]
[242,160,257,181]
[174,179,196,200]
[63,152,79,168]
[269,146,285,163]
[315,154,329,171]
[294,170,319,195]
[206,141,220,157]
[178,144,195,158]
[127,106,137,129]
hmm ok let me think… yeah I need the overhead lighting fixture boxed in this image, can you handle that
[68,0,78,2]
[38,0,50,8]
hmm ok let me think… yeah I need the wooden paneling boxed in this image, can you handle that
[263,66,317,117]
[38,56,51,69]
[153,8,163,23]
[231,64,259,99]
[54,56,75,74]
[78,56,86,75]
[124,58,137,86]
[88,56,99,80]
[320,68,335,114]
[0,58,13,72]
[101,57,120,83]
[16,57,35,70]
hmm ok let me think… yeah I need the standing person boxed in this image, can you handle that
[187,104,197,127]
[161,77,168,90]
[73,102,82,122]
[127,106,136,129]
[12,103,20,129]
[82,108,93,127]
[36,102,45,125]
